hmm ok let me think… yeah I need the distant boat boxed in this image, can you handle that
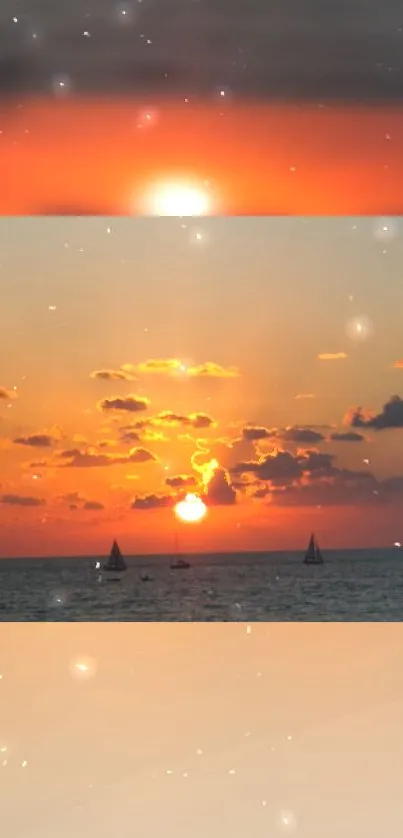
[171,557,191,570]
[140,574,152,582]
[103,540,127,579]
[303,533,324,565]
[170,532,191,570]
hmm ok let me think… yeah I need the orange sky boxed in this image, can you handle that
[3,98,403,215]
[1,216,403,557]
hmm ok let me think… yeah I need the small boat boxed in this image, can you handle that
[170,532,191,570]
[303,533,324,565]
[170,557,191,570]
[103,539,127,580]
[140,574,153,582]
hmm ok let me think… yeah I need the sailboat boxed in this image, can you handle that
[303,533,324,565]
[103,540,127,580]
[170,532,191,570]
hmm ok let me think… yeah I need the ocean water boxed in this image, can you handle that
[1,548,403,621]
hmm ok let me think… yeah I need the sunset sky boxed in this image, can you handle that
[1,216,403,557]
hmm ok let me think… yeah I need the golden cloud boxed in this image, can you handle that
[122,359,240,378]
[317,352,347,361]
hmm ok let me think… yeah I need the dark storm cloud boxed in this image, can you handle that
[269,468,403,507]
[165,475,198,489]
[155,411,214,429]
[330,431,365,442]
[90,368,137,382]
[3,0,403,100]
[14,433,55,447]
[282,428,325,444]
[131,493,173,510]
[99,395,149,413]
[205,468,237,506]
[347,395,403,431]
[0,493,45,506]
[241,425,325,444]
[232,448,336,482]
[57,447,155,467]
[242,426,273,442]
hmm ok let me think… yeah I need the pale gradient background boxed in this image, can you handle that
[1,623,403,837]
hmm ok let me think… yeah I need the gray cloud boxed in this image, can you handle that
[205,467,237,506]
[347,395,403,431]
[14,433,56,447]
[0,493,45,506]
[131,493,173,510]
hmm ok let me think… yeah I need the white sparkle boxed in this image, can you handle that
[345,315,373,343]
[373,217,398,242]
[69,656,97,681]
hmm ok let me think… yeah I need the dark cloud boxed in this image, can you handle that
[0,494,45,506]
[347,395,403,431]
[83,501,105,510]
[57,447,156,468]
[268,467,396,507]
[120,432,141,444]
[99,395,150,413]
[241,425,325,444]
[165,475,198,489]
[232,450,304,481]
[91,368,137,382]
[155,411,214,429]
[330,431,365,442]
[14,433,55,447]
[242,426,273,441]
[282,428,325,443]
[131,494,173,510]
[205,467,237,506]
[232,447,337,485]
[59,491,83,503]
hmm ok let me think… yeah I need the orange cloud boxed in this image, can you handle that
[186,362,240,378]
[394,360,403,369]
[317,352,347,361]
[294,393,315,399]
[0,387,17,400]
[124,359,181,375]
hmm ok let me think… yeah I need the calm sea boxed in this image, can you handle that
[1,548,403,621]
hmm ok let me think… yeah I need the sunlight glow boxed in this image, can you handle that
[140,179,212,216]
[174,493,207,523]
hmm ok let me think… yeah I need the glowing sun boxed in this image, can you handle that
[174,493,207,523]
[140,179,212,216]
